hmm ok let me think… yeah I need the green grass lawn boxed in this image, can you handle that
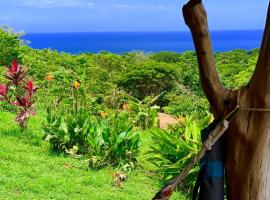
[0,112,186,200]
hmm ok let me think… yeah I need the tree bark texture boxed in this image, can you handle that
[183,0,270,199]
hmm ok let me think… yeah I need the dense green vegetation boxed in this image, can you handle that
[0,27,258,199]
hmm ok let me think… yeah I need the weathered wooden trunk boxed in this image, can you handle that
[225,87,270,199]
[183,0,270,199]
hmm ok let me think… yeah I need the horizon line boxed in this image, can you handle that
[24,29,264,34]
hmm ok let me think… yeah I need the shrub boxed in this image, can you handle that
[43,107,93,154]
[150,52,182,63]
[129,95,161,129]
[43,108,141,170]
[117,61,179,100]
[0,26,23,66]
[147,115,212,192]
[0,60,37,130]
[88,111,141,170]
[43,80,141,170]
[163,84,209,117]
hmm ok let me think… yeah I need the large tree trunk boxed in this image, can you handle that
[183,0,270,199]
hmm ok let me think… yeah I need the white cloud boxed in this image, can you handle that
[115,4,174,11]
[15,0,94,8]
[115,4,133,8]
[88,2,94,7]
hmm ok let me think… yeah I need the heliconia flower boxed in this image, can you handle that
[45,74,54,81]
[0,84,8,99]
[24,80,38,97]
[73,81,81,89]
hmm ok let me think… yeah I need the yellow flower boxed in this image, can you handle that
[132,126,138,131]
[177,116,185,124]
[45,74,54,81]
[100,111,108,118]
[73,81,81,89]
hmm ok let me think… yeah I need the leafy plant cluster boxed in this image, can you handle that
[0,60,37,130]
[0,26,23,66]
[42,81,143,170]
[147,115,212,192]
[43,106,140,170]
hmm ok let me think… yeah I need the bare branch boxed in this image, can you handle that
[182,0,229,116]
[250,2,270,93]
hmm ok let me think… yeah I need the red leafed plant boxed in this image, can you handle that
[0,60,38,130]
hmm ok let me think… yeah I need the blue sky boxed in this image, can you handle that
[0,0,269,33]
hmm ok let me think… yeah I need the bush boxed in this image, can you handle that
[43,107,93,154]
[128,95,160,129]
[88,112,141,170]
[163,84,209,117]
[43,108,141,170]
[42,81,141,170]
[117,61,179,100]
[147,115,212,192]
[150,52,182,63]
[0,60,38,130]
[0,26,23,66]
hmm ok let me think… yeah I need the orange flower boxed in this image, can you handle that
[100,111,108,118]
[73,81,81,89]
[122,103,130,111]
[45,74,54,81]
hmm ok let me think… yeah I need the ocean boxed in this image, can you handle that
[22,30,263,54]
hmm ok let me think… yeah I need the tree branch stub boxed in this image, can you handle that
[182,0,229,117]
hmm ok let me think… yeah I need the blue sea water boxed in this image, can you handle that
[22,30,263,54]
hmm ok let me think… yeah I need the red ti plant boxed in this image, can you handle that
[0,84,9,101]
[5,60,27,86]
[0,60,38,130]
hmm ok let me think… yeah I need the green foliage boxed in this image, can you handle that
[42,81,141,169]
[147,115,212,192]
[164,84,209,117]
[18,41,259,117]
[117,61,179,100]
[43,107,141,170]
[215,49,257,88]
[129,95,161,129]
[42,78,141,169]
[0,26,23,66]
[103,88,134,109]
[150,52,182,63]
[233,64,255,87]
[93,51,125,77]
[43,107,92,154]
[177,51,201,96]
[89,112,141,170]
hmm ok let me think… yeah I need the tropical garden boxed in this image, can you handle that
[0,26,257,199]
